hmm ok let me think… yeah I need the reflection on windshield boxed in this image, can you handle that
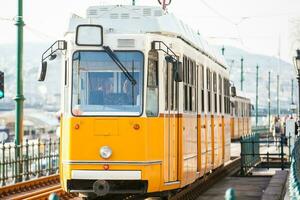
[72,51,143,116]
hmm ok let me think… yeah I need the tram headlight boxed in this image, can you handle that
[100,146,112,159]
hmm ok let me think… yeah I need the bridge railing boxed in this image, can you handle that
[0,139,59,186]
[289,138,300,199]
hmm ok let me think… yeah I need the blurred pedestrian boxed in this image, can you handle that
[273,116,282,148]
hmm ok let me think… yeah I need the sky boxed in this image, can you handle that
[0,0,300,63]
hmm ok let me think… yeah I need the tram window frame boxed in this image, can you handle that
[190,61,196,112]
[146,50,159,117]
[64,60,68,86]
[201,65,205,112]
[223,78,230,114]
[164,60,168,111]
[183,57,196,112]
[207,68,211,113]
[213,72,217,114]
[189,60,192,111]
[219,75,222,114]
[223,78,226,114]
[71,50,144,117]
[183,56,188,111]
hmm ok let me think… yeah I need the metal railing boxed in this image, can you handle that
[240,133,260,175]
[240,133,290,175]
[289,138,300,199]
[0,139,59,186]
[252,125,269,134]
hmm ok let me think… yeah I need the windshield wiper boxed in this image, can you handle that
[103,46,137,85]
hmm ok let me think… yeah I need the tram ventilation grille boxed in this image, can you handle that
[110,13,119,19]
[121,13,130,19]
[143,8,151,16]
[99,7,109,12]
[118,39,135,47]
[154,10,163,16]
[87,9,98,16]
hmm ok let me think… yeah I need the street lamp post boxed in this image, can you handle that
[241,57,244,91]
[256,65,259,127]
[293,49,300,136]
[15,0,25,183]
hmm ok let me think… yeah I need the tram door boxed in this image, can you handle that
[164,60,179,183]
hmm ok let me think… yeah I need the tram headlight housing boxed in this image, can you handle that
[100,146,112,159]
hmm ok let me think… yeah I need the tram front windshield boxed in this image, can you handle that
[72,51,144,116]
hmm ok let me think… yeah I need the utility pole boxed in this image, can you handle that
[277,75,280,116]
[15,0,25,182]
[221,46,225,56]
[241,57,244,91]
[256,65,259,127]
[132,0,135,5]
[268,71,271,130]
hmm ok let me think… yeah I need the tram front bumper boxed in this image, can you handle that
[67,172,148,195]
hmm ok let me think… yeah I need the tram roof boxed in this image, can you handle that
[67,5,228,69]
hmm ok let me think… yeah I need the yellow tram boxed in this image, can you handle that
[39,5,250,199]
[230,94,252,140]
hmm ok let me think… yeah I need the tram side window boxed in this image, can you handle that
[146,50,159,117]
[183,56,188,111]
[201,65,205,112]
[190,61,196,112]
[189,60,193,111]
[207,68,211,113]
[223,78,230,114]
[64,61,68,86]
[213,72,217,113]
[183,57,196,112]
[219,75,222,114]
[223,78,226,114]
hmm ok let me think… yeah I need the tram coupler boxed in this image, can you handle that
[93,180,110,196]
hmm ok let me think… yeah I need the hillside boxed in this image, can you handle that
[0,43,296,113]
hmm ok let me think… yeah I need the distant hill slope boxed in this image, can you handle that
[215,45,295,113]
[0,43,296,113]
[0,43,60,110]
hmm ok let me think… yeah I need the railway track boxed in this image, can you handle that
[0,157,240,200]
[0,174,77,200]
[169,157,241,200]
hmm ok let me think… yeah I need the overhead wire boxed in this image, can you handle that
[198,0,255,50]
[25,25,57,41]
[0,16,15,22]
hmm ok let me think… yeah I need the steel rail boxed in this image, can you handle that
[0,174,59,199]
[169,157,241,200]
[0,174,78,200]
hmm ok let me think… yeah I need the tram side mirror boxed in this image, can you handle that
[175,62,183,82]
[38,61,47,82]
[231,86,236,97]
